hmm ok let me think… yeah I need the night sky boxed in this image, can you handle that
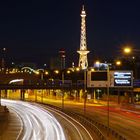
[0,0,140,67]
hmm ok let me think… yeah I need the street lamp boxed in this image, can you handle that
[123,47,132,54]
[84,68,87,115]
[0,90,1,106]
[96,61,110,136]
[123,47,135,104]
[106,64,110,137]
[61,70,64,111]
[95,60,100,71]
[116,60,121,66]
[1,47,6,72]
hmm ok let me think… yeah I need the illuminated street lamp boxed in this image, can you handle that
[91,68,95,72]
[116,60,122,66]
[45,71,49,75]
[76,67,80,71]
[96,61,110,136]
[106,64,110,137]
[1,47,6,72]
[95,60,100,70]
[35,71,39,75]
[66,70,71,74]
[0,90,1,106]
[123,47,132,54]
[83,69,87,115]
[123,46,136,76]
[95,61,100,65]
[61,70,64,110]
[54,70,59,74]
[123,46,135,104]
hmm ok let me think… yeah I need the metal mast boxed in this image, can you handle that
[77,5,89,69]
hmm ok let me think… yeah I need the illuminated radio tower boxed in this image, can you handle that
[77,5,89,69]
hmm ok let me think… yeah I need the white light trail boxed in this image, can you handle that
[2,99,66,140]
[9,79,24,84]
[36,104,94,140]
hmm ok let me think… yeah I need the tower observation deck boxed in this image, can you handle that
[77,5,90,69]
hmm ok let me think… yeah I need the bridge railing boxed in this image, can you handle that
[0,81,84,90]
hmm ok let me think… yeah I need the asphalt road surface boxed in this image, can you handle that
[2,99,95,140]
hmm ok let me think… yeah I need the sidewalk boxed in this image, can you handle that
[0,106,22,140]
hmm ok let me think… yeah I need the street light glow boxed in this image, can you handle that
[76,67,80,71]
[45,71,49,75]
[54,70,59,74]
[66,70,71,74]
[95,61,100,65]
[116,60,121,66]
[91,68,95,72]
[124,47,132,54]
[35,71,39,75]
[3,47,6,51]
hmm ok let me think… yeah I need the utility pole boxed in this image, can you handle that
[84,69,87,115]
[59,49,66,111]
[0,90,1,106]
[107,65,110,137]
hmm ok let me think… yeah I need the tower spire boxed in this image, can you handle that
[82,5,84,11]
[77,5,90,69]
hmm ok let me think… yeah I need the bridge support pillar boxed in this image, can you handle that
[94,89,96,101]
[76,90,80,101]
[34,90,37,102]
[118,89,120,104]
[4,89,7,98]
[0,90,1,106]
[20,89,25,100]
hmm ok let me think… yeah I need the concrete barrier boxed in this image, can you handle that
[0,106,9,121]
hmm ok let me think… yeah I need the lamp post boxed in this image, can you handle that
[1,48,6,72]
[123,47,132,54]
[107,64,110,137]
[84,68,87,115]
[59,49,66,110]
[123,46,135,104]
[116,60,121,66]
[0,90,1,106]
[62,70,64,110]
[115,60,122,104]
[95,60,100,71]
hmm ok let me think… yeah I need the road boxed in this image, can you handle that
[1,99,95,140]
[36,98,140,140]
[34,103,96,140]
[83,105,140,140]
[2,100,66,140]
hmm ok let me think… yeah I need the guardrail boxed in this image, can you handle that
[43,103,127,140]
[43,103,105,140]
[0,83,84,90]
[0,106,9,121]
[65,111,106,140]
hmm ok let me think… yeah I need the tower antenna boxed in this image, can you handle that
[77,5,90,69]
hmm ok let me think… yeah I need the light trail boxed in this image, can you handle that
[2,99,66,140]
[35,103,94,140]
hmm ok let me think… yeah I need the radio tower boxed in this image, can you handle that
[77,5,89,69]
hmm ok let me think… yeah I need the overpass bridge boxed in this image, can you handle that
[0,83,84,90]
[0,72,85,102]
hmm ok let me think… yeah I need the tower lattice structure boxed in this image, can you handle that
[77,5,89,69]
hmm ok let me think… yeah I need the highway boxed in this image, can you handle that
[1,99,95,140]
[33,98,140,140]
[34,103,95,140]
[58,101,140,140]
[2,100,66,140]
